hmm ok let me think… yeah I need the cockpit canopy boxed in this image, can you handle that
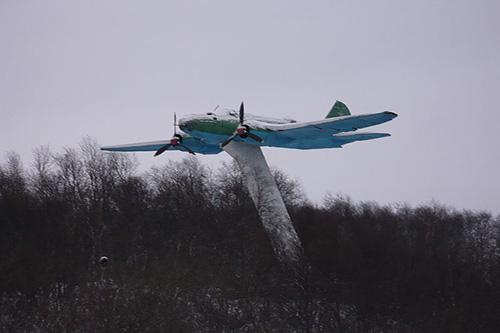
[200,107,296,124]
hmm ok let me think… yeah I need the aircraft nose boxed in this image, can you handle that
[179,119,196,132]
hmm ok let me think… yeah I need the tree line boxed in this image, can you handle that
[1,137,499,332]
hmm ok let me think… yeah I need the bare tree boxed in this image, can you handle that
[0,152,26,196]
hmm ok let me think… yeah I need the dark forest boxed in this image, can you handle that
[1,138,499,332]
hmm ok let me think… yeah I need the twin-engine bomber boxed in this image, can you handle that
[101,101,397,156]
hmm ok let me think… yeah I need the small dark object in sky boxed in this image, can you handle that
[99,256,108,268]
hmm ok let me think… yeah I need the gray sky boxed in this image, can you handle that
[2,0,499,214]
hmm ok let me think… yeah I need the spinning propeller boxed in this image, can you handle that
[221,102,263,148]
[154,113,195,156]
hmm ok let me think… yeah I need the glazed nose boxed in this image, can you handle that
[178,120,188,131]
[179,119,199,131]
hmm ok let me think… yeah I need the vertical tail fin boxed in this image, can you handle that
[326,100,351,118]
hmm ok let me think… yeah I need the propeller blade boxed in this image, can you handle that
[221,133,238,148]
[154,114,197,156]
[239,102,244,124]
[154,143,172,157]
[181,144,196,155]
[173,113,177,135]
[247,132,263,143]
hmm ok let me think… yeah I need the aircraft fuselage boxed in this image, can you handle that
[179,109,296,146]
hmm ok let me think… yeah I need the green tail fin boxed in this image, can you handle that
[326,100,351,118]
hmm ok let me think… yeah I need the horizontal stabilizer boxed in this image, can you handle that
[332,131,391,142]
[276,132,391,149]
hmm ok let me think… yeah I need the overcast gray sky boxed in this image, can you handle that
[2,0,499,214]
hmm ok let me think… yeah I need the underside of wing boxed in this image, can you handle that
[264,111,397,140]
[101,137,222,155]
[101,140,169,152]
[265,132,391,149]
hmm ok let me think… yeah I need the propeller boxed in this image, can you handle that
[221,102,263,148]
[154,113,195,156]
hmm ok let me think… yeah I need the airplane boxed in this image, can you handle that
[100,101,398,156]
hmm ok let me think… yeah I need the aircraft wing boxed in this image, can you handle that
[101,137,222,155]
[263,111,397,140]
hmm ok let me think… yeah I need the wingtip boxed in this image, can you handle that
[384,111,398,117]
